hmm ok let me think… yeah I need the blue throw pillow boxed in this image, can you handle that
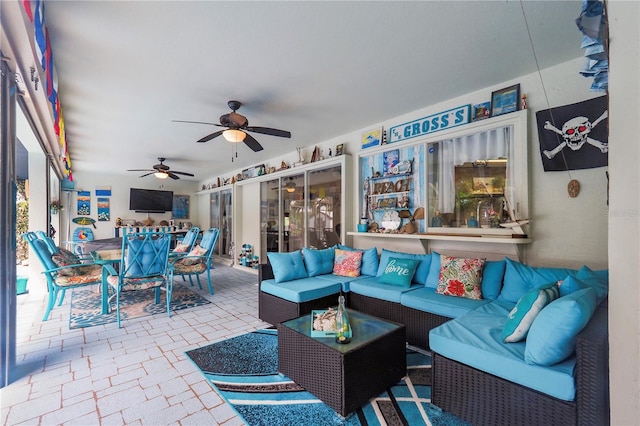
[524,288,597,366]
[376,249,432,285]
[425,252,441,289]
[575,265,608,305]
[502,282,559,343]
[302,247,335,277]
[337,245,379,276]
[267,251,308,283]
[481,260,506,300]
[377,257,419,287]
[499,258,575,304]
[558,275,589,298]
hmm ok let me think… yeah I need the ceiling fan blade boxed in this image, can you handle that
[139,172,155,178]
[243,133,264,152]
[197,129,225,143]
[172,119,225,127]
[245,126,291,138]
[167,171,180,180]
[127,169,154,172]
[170,170,195,177]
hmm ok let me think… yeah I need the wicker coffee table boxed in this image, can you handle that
[278,308,406,416]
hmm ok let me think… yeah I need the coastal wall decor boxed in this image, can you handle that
[388,105,471,144]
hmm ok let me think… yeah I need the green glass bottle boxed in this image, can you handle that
[335,295,352,344]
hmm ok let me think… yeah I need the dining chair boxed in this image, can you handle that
[170,226,200,258]
[102,231,173,328]
[23,231,104,321]
[172,227,220,295]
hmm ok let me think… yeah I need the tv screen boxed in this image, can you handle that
[129,188,174,213]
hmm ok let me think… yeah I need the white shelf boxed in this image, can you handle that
[369,191,410,198]
[347,231,531,244]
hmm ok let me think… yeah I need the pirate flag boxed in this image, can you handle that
[536,95,608,171]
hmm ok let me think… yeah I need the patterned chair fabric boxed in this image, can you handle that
[103,231,173,328]
[23,231,103,321]
[173,227,201,253]
[172,228,220,295]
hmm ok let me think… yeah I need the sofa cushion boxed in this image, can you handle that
[260,278,341,303]
[349,276,421,303]
[558,275,588,297]
[400,287,490,318]
[267,251,308,283]
[502,282,559,343]
[337,245,379,276]
[575,265,608,305]
[315,274,370,293]
[524,287,597,366]
[498,258,575,304]
[429,305,578,401]
[376,249,432,285]
[333,249,363,277]
[302,246,336,277]
[378,257,419,287]
[436,255,485,300]
[481,260,506,300]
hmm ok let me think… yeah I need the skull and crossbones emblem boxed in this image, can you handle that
[543,110,608,159]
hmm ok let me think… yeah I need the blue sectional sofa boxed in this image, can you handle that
[257,245,610,425]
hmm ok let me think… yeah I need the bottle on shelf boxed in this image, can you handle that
[335,294,352,344]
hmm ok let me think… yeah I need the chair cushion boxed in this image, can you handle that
[303,246,335,277]
[336,245,379,276]
[524,288,597,366]
[376,249,433,285]
[55,266,103,287]
[173,243,190,253]
[267,251,308,283]
[378,257,419,287]
[107,274,165,291]
[181,245,208,266]
[435,255,485,300]
[51,253,82,276]
[125,236,170,276]
[502,282,559,343]
[333,249,363,277]
[173,262,207,274]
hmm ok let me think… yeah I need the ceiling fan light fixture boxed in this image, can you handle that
[154,171,169,179]
[223,129,246,143]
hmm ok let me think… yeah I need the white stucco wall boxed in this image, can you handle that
[608,1,640,424]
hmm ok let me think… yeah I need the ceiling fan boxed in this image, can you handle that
[173,100,291,152]
[127,157,195,180]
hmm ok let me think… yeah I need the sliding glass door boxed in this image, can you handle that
[210,188,232,259]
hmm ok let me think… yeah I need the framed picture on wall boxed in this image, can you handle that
[173,195,190,219]
[335,144,344,156]
[490,84,520,117]
[361,127,383,149]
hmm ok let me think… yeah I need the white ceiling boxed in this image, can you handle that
[42,1,584,182]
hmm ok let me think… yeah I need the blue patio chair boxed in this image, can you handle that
[23,231,104,321]
[170,226,200,258]
[103,232,173,328]
[172,228,220,295]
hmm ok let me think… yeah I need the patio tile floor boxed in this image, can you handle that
[1,264,268,425]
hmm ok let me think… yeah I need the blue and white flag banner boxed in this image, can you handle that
[389,105,471,144]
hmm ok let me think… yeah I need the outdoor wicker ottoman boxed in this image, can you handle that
[278,309,406,417]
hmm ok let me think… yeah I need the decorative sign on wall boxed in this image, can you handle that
[77,191,90,215]
[388,105,471,144]
[97,197,110,221]
[173,195,190,219]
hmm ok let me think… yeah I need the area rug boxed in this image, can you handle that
[185,329,470,426]
[69,283,211,329]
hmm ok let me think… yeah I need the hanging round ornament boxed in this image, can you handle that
[567,179,580,198]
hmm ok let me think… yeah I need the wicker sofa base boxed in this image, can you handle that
[259,290,341,326]
[348,292,403,324]
[402,305,451,350]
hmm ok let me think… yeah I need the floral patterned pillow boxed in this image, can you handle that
[181,245,208,266]
[51,253,82,276]
[436,255,486,300]
[173,243,190,253]
[333,249,363,277]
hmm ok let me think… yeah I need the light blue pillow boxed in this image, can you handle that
[499,258,575,304]
[302,247,335,277]
[267,251,308,283]
[558,275,589,298]
[337,245,379,276]
[425,252,441,289]
[377,249,432,285]
[524,288,597,366]
[576,265,608,305]
[481,260,506,300]
[502,282,559,343]
[378,257,419,287]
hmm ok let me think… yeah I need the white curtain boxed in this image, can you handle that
[437,126,514,213]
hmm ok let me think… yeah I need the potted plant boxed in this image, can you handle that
[50,200,62,215]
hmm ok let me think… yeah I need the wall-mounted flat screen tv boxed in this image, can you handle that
[129,188,174,213]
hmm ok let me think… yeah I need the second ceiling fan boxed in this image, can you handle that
[174,100,291,152]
